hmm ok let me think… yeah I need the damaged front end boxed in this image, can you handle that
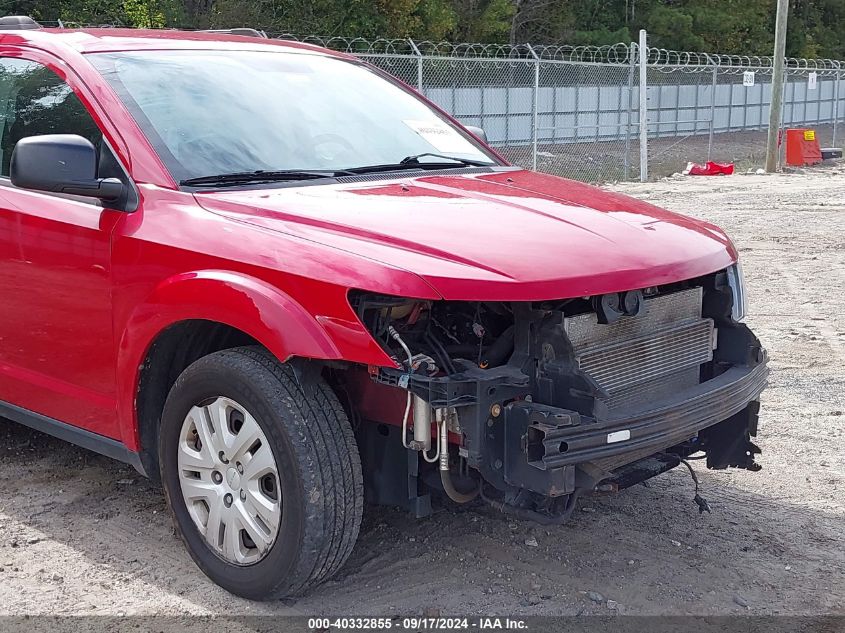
[346,267,767,523]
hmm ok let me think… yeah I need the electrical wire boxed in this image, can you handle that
[678,456,712,514]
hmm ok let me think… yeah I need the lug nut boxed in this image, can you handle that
[490,403,502,418]
[212,471,222,484]
[224,493,233,507]
[236,462,243,474]
[218,451,228,464]
[240,490,246,501]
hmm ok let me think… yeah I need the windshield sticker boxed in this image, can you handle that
[404,119,477,154]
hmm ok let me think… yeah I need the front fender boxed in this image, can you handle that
[115,269,389,451]
[124,269,343,361]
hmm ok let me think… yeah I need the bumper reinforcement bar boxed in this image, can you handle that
[508,360,769,471]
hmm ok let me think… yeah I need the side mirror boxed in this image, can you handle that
[11,134,125,203]
[465,125,488,143]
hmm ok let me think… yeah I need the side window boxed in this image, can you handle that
[0,58,103,177]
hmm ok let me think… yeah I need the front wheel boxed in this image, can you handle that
[159,347,363,600]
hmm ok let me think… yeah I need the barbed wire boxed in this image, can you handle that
[268,35,638,64]
[647,47,842,74]
[26,23,845,72]
[269,33,845,71]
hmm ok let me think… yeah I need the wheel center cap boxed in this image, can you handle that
[225,467,241,490]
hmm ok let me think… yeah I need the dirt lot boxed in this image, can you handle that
[0,163,843,617]
[502,124,841,183]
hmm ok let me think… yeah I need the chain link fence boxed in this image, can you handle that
[272,32,845,182]
[323,39,642,181]
[644,48,843,176]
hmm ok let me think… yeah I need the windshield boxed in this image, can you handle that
[88,49,497,184]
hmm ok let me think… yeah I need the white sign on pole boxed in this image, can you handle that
[808,72,818,90]
[743,71,756,87]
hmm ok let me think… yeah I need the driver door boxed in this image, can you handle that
[0,54,120,437]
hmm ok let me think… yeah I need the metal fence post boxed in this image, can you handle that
[708,56,718,161]
[624,42,636,180]
[409,38,423,92]
[834,64,841,148]
[527,44,540,171]
[638,29,648,182]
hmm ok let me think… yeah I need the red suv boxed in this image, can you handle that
[0,20,767,600]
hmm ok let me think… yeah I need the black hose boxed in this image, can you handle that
[442,344,482,355]
[481,325,515,367]
[425,332,456,374]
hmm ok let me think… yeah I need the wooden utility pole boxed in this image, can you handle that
[765,0,789,172]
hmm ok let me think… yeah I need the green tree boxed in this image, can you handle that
[449,0,514,42]
[2,0,845,59]
[645,5,705,51]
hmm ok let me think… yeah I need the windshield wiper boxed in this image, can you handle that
[181,169,352,187]
[400,152,493,167]
[183,155,496,185]
[344,153,494,175]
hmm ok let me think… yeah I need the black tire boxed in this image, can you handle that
[159,346,363,600]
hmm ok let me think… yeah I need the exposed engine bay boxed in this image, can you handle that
[344,267,767,523]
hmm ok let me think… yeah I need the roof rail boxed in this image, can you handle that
[200,28,267,38]
[0,15,41,30]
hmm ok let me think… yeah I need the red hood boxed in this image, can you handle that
[194,169,736,301]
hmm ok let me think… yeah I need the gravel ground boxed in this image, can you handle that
[501,124,841,183]
[0,163,843,617]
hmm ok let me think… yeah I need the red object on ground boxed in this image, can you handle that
[684,161,735,176]
[785,128,823,166]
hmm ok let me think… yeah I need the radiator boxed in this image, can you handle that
[563,287,715,413]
